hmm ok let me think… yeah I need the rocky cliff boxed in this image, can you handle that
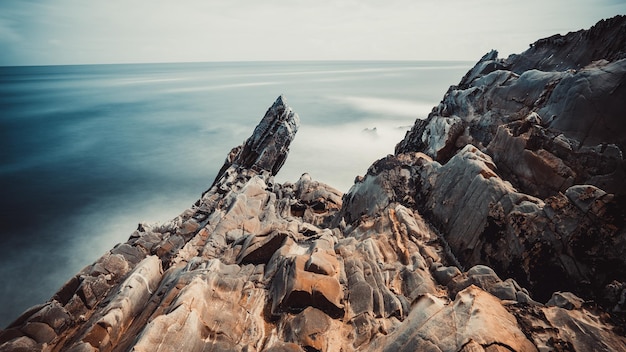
[2,16,626,352]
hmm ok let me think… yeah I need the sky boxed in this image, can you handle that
[0,0,625,66]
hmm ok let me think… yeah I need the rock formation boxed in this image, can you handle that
[2,16,626,352]
[394,15,626,306]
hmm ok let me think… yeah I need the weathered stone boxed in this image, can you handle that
[90,253,130,278]
[0,336,38,352]
[272,255,345,319]
[237,231,288,265]
[348,279,374,317]
[132,231,163,253]
[264,342,304,352]
[52,275,81,306]
[20,322,56,344]
[351,313,378,348]
[305,247,339,276]
[546,291,585,310]
[211,95,299,184]
[74,255,163,350]
[25,301,71,334]
[395,130,625,303]
[4,18,626,351]
[111,243,146,265]
[0,329,23,346]
[65,342,97,352]
[284,307,331,351]
[433,265,462,286]
[132,263,267,351]
[381,286,538,352]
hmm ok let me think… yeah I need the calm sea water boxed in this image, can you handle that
[0,60,472,326]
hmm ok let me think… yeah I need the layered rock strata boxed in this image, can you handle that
[2,16,626,352]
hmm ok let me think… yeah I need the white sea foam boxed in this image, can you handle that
[277,119,413,191]
[331,95,434,119]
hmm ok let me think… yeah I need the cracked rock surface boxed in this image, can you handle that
[2,16,626,352]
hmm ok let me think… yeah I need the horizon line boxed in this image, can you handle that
[0,58,480,69]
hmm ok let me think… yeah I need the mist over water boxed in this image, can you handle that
[0,61,471,326]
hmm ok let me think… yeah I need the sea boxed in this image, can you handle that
[0,60,472,327]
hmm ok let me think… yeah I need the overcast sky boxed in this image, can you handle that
[0,0,624,66]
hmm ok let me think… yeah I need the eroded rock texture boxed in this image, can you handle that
[2,17,626,352]
[393,14,626,309]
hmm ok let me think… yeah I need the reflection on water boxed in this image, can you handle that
[0,60,471,326]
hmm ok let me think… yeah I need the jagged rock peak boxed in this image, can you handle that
[453,15,626,84]
[212,95,299,185]
[508,14,626,73]
[242,95,299,174]
[396,15,626,172]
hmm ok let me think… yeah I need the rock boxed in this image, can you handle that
[389,18,626,304]
[510,302,626,352]
[507,15,626,73]
[446,265,526,302]
[396,18,626,197]
[4,17,626,352]
[264,342,305,352]
[211,95,299,185]
[0,336,38,352]
[395,134,626,303]
[284,307,331,351]
[79,255,162,350]
[433,265,461,286]
[380,286,538,352]
[23,301,71,334]
[604,281,626,314]
[132,262,267,351]
[271,253,345,319]
[564,184,612,215]
[237,230,288,264]
[546,291,585,310]
[20,322,56,344]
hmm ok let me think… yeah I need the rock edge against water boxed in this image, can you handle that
[2,15,626,352]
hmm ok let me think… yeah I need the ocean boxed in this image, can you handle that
[0,60,472,326]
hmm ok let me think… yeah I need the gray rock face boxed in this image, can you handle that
[505,15,626,74]
[392,13,626,324]
[2,18,626,352]
[397,16,626,180]
[210,95,299,187]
